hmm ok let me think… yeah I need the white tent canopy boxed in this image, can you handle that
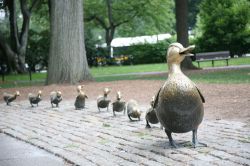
[97,33,172,57]
[111,33,171,47]
[98,33,171,48]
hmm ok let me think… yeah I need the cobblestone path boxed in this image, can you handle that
[0,100,249,166]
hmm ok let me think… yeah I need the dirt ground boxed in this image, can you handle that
[1,77,249,123]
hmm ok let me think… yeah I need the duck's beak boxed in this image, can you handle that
[180,45,195,56]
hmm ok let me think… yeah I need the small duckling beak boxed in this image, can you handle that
[180,45,195,56]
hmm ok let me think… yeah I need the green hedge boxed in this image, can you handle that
[115,40,174,65]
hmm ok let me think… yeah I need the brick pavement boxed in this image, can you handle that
[0,100,249,166]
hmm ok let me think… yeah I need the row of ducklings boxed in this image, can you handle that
[78,86,159,128]
[77,86,143,121]
[3,86,160,127]
[3,90,62,108]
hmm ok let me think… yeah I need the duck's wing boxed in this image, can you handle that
[153,87,162,109]
[195,86,205,103]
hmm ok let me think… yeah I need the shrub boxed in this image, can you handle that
[115,39,174,65]
[194,0,250,56]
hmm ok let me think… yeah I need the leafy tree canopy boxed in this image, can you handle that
[84,0,175,38]
[194,0,250,55]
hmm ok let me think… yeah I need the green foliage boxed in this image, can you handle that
[194,0,250,56]
[26,30,49,71]
[84,0,175,38]
[30,0,49,32]
[84,26,101,67]
[188,0,202,29]
[117,39,174,64]
[26,1,50,71]
[115,0,175,37]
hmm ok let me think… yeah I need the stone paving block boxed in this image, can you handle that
[0,100,250,166]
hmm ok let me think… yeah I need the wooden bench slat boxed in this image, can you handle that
[195,51,230,67]
[196,58,229,62]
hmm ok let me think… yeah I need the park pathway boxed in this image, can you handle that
[0,100,250,166]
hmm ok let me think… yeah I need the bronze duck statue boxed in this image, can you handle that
[145,96,160,128]
[75,85,88,110]
[127,99,141,121]
[112,91,126,116]
[97,88,111,112]
[3,91,20,105]
[154,43,206,148]
[28,90,42,107]
[50,91,62,108]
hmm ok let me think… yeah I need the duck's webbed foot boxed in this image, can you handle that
[192,129,207,148]
[165,129,178,148]
[146,120,151,128]
[128,115,133,121]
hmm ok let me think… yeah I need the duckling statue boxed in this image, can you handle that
[127,99,141,121]
[28,90,42,107]
[97,88,111,112]
[145,96,159,128]
[154,43,206,148]
[74,85,88,110]
[112,91,126,116]
[3,91,20,105]
[50,91,62,108]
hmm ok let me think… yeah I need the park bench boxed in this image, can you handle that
[195,51,230,68]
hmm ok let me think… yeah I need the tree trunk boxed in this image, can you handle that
[105,0,115,57]
[0,34,19,72]
[175,0,197,69]
[1,0,40,73]
[46,0,92,84]
[105,28,115,57]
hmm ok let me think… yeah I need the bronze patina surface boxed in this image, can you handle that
[154,43,206,148]
[127,99,141,121]
[112,91,126,116]
[28,90,42,107]
[97,88,111,111]
[50,91,62,108]
[145,96,159,128]
[3,91,20,105]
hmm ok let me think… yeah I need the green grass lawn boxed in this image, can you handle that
[192,57,250,68]
[189,69,250,83]
[0,57,249,88]
[92,57,250,76]
[95,68,250,84]
[91,63,168,76]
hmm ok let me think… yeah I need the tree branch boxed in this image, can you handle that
[106,0,113,27]
[19,0,40,48]
[0,34,22,73]
[29,0,40,12]
[7,0,20,52]
[114,10,139,27]
[86,15,108,30]
[19,0,30,52]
